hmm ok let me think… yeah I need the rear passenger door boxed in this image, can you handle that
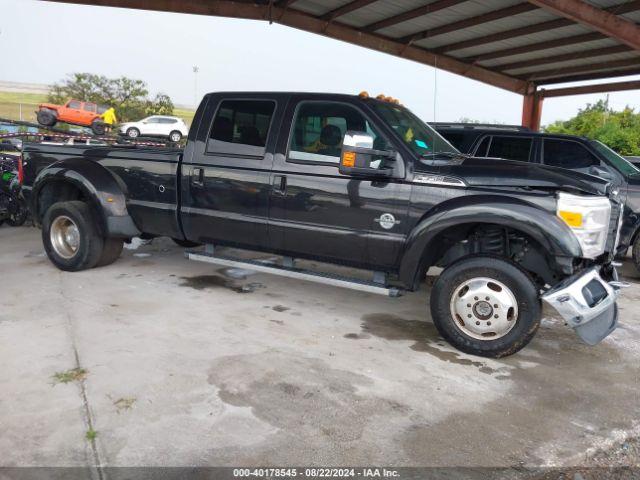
[181,95,282,250]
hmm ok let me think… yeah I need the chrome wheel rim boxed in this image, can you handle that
[128,129,138,138]
[449,277,518,340]
[50,215,80,259]
[170,133,180,142]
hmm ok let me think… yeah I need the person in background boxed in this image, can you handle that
[101,107,117,133]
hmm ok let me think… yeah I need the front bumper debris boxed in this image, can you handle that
[542,266,627,345]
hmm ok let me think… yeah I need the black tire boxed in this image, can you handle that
[632,235,640,275]
[96,238,124,267]
[42,201,104,272]
[172,238,201,248]
[6,197,27,227]
[126,127,140,139]
[430,255,541,358]
[91,121,106,136]
[36,109,57,127]
[169,131,182,143]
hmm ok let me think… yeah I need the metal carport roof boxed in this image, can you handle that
[41,0,640,129]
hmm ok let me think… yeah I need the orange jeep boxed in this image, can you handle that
[36,99,107,135]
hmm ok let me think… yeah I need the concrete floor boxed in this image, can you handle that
[1,226,639,471]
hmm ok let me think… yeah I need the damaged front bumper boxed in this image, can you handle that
[542,266,627,345]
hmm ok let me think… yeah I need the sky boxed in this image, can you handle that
[2,0,640,126]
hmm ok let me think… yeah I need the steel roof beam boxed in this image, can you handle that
[525,0,640,50]
[537,67,640,84]
[320,0,379,22]
[541,80,640,97]
[401,3,538,44]
[436,0,640,54]
[361,0,469,32]
[527,57,640,80]
[464,31,604,63]
[495,45,631,72]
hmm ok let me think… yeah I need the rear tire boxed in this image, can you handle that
[42,201,104,272]
[430,255,541,358]
[91,121,106,136]
[6,197,27,227]
[169,131,182,142]
[36,109,57,127]
[632,235,640,275]
[96,238,124,267]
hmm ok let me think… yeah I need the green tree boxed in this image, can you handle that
[47,73,174,122]
[544,98,640,156]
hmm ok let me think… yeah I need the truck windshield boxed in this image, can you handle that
[370,102,459,157]
[590,140,640,177]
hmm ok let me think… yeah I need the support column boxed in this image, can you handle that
[521,84,544,131]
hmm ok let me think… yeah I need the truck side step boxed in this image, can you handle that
[186,248,402,297]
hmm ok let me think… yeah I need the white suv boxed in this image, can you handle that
[119,116,189,142]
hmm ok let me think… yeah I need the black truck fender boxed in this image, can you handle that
[398,195,582,290]
[30,157,140,238]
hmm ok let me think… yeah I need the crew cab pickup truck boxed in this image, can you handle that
[21,92,625,357]
[434,123,640,272]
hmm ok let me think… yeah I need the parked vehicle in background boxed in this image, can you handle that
[0,154,27,227]
[118,116,188,142]
[36,99,108,135]
[22,92,624,357]
[434,123,640,270]
[0,138,22,153]
[625,156,640,167]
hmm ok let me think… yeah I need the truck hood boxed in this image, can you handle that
[427,156,611,196]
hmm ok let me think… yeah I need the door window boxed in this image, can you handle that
[487,136,533,162]
[207,99,276,157]
[543,139,600,169]
[288,102,388,165]
[83,103,97,113]
[68,101,81,109]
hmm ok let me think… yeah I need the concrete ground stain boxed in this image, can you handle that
[360,313,499,374]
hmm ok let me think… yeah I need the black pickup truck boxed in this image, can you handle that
[21,92,625,357]
[434,123,640,272]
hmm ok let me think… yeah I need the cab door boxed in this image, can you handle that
[268,97,410,270]
[180,95,283,250]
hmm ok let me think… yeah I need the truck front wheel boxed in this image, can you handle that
[430,256,541,358]
[42,201,104,271]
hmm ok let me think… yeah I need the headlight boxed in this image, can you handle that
[557,192,611,259]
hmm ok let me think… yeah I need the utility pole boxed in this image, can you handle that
[192,66,199,107]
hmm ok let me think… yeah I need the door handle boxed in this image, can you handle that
[192,167,204,186]
[273,175,287,195]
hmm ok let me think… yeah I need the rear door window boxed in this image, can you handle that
[487,136,533,162]
[207,99,276,157]
[542,139,600,170]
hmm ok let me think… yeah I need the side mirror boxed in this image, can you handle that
[338,131,396,178]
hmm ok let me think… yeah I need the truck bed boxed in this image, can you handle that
[22,143,183,239]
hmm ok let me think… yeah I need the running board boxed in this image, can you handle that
[186,249,402,297]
